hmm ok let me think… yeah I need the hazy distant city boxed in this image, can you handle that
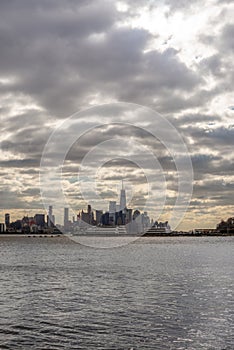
[1,183,233,236]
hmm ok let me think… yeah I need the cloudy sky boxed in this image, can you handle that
[0,0,233,230]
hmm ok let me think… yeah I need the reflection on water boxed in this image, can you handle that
[0,236,233,349]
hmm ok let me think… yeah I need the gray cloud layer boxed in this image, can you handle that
[0,0,233,228]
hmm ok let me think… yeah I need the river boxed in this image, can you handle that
[0,236,233,349]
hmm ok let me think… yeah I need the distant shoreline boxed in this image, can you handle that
[0,232,234,238]
[0,234,63,238]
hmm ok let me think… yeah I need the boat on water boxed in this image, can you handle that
[71,225,130,236]
[68,221,172,237]
[143,227,172,236]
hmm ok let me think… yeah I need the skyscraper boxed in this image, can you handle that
[96,210,103,225]
[81,205,94,225]
[5,213,10,228]
[120,181,126,211]
[64,207,69,229]
[109,201,116,213]
[47,205,55,227]
[109,201,116,225]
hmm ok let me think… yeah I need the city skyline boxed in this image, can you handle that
[1,182,232,233]
[1,184,151,230]
[0,1,233,231]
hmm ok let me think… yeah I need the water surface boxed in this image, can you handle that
[0,236,233,349]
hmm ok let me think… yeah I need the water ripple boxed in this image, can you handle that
[0,236,233,349]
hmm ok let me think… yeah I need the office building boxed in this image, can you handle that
[0,223,5,233]
[64,208,69,229]
[115,210,124,225]
[125,208,132,224]
[47,205,55,227]
[5,213,10,228]
[101,212,110,226]
[109,201,116,225]
[96,210,103,225]
[34,214,45,228]
[120,183,126,212]
[81,205,94,225]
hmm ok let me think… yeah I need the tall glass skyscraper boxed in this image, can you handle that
[120,181,126,211]
[64,207,69,229]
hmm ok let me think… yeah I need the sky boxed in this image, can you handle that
[0,0,233,230]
